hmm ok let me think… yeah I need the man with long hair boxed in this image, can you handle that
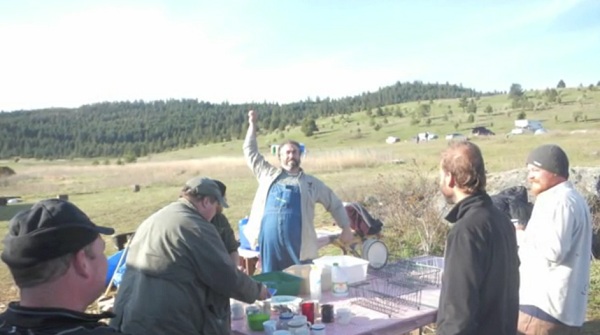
[436,141,520,335]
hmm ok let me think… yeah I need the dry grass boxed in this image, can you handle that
[1,123,600,332]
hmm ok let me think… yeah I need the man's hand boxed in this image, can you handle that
[258,284,270,301]
[339,226,354,245]
[248,110,257,125]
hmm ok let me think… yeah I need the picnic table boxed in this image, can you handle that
[231,284,440,335]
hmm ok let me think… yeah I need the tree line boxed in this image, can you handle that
[0,81,487,159]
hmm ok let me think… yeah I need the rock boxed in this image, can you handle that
[487,167,600,260]
[0,166,16,177]
[487,167,600,202]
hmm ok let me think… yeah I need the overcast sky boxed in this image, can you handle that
[1,0,598,111]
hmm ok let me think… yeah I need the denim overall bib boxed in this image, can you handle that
[259,180,303,272]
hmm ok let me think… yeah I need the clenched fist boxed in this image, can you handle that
[248,110,257,125]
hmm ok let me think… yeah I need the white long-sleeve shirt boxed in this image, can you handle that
[518,181,592,326]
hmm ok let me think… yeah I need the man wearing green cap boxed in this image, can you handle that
[517,144,592,335]
[110,177,269,335]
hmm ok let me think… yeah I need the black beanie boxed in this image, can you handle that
[526,144,569,178]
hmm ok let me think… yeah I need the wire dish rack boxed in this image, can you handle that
[349,259,442,317]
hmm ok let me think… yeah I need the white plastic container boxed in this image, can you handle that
[312,255,369,284]
[284,264,331,294]
[309,265,322,300]
[331,263,349,297]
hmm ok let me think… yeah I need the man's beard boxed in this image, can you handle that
[443,193,455,205]
[440,186,455,205]
[287,158,300,168]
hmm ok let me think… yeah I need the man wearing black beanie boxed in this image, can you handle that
[0,199,126,334]
[517,144,592,334]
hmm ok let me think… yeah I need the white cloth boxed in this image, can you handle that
[518,181,592,326]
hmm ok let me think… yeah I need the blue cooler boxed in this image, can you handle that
[239,217,260,251]
[106,250,128,288]
[106,250,124,286]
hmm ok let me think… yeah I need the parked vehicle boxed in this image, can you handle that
[445,133,467,141]
[471,126,495,136]
[416,132,438,141]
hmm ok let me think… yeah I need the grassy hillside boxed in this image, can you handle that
[1,87,600,331]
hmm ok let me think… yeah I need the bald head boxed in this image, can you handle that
[441,141,486,194]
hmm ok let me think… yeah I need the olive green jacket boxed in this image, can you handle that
[110,199,262,335]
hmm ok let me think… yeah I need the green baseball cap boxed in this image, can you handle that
[184,177,229,208]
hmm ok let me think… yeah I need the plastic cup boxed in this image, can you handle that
[336,307,352,325]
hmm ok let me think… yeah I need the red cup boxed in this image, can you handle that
[301,301,315,324]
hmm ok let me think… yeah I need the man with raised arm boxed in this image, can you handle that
[243,109,353,272]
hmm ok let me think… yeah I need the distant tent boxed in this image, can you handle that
[386,136,400,144]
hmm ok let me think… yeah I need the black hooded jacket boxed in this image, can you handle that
[0,302,126,335]
[436,192,520,335]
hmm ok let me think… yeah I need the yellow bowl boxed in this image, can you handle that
[248,313,271,331]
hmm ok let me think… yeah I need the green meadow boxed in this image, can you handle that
[1,87,600,332]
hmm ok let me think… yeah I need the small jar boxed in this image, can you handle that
[311,323,326,335]
[277,312,294,330]
[246,305,261,316]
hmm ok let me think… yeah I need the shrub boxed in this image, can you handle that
[364,169,449,257]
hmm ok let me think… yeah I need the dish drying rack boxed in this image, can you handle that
[349,259,441,317]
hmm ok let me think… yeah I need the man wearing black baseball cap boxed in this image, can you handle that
[0,199,126,334]
[517,144,592,334]
[110,177,269,335]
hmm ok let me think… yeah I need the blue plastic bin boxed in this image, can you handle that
[239,217,260,251]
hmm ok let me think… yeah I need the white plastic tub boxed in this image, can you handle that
[284,264,332,294]
[312,255,369,284]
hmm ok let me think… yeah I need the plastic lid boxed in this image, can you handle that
[280,312,294,319]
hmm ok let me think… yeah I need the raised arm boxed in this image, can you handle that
[243,110,276,178]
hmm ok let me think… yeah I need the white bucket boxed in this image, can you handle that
[362,238,388,269]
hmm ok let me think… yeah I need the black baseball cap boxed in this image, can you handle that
[1,199,115,269]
